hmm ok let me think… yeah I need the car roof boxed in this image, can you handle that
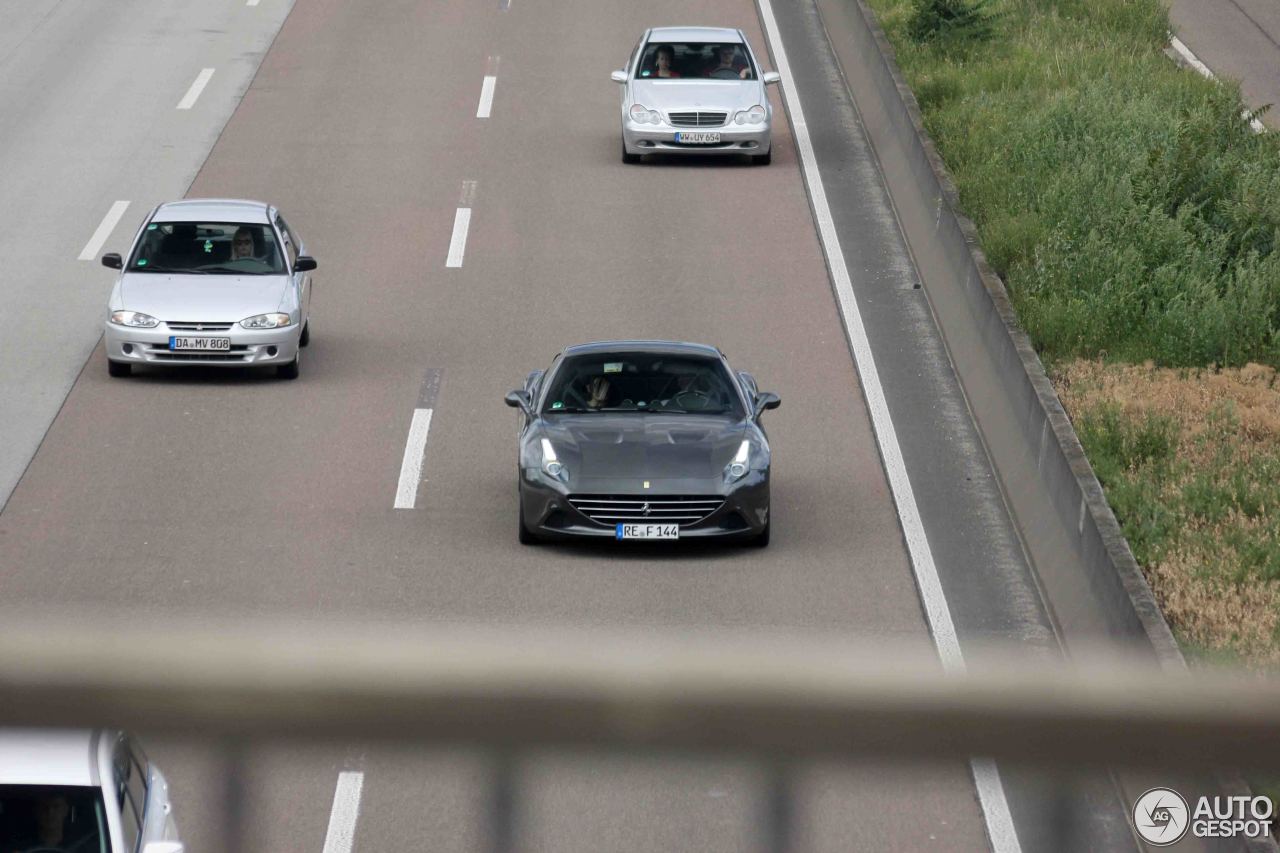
[152,198,272,224]
[561,340,724,359]
[647,27,744,44]
[0,729,103,787]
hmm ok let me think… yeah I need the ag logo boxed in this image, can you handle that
[1133,787,1190,846]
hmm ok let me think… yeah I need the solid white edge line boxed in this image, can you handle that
[445,208,472,268]
[752,1,1022,851]
[394,408,433,509]
[78,201,130,261]
[1169,36,1267,133]
[176,68,215,110]
[321,771,364,853]
[477,75,498,118]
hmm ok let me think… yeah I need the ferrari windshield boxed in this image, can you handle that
[542,354,744,416]
[128,221,285,275]
[635,43,757,80]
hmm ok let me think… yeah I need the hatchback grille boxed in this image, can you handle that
[568,495,724,527]
[166,321,234,332]
[668,111,727,128]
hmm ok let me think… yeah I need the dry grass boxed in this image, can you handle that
[1054,360,1280,666]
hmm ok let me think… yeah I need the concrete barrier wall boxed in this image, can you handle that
[812,0,1185,667]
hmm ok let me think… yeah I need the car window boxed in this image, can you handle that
[128,221,285,275]
[276,215,299,267]
[635,42,755,80]
[541,354,744,417]
[0,784,109,853]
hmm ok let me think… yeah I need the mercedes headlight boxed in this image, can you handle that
[629,104,662,125]
[733,105,767,125]
[240,313,292,329]
[541,438,569,482]
[724,440,751,484]
[109,310,159,328]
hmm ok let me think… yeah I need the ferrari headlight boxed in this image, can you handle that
[109,310,159,328]
[629,104,661,125]
[725,440,751,484]
[734,105,767,125]
[541,438,568,482]
[240,313,292,329]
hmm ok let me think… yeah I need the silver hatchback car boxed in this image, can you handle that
[612,27,781,165]
[0,729,182,852]
[102,199,315,379]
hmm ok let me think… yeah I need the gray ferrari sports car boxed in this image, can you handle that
[504,340,780,546]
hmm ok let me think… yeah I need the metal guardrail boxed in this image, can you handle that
[1,617,1278,851]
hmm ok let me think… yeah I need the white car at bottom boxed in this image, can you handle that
[0,728,182,853]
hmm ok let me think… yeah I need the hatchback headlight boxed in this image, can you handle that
[629,104,662,125]
[540,438,569,482]
[724,440,751,484]
[734,105,767,125]
[109,310,159,328]
[240,313,292,329]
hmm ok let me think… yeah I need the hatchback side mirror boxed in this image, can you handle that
[754,392,781,418]
[102,253,123,270]
[610,70,627,83]
[505,390,533,416]
[294,256,317,272]
[763,71,781,85]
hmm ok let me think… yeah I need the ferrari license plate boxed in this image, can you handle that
[675,132,720,144]
[616,523,680,540]
[170,336,231,351]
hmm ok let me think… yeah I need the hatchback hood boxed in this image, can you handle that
[540,414,746,479]
[119,273,289,323]
[631,80,763,114]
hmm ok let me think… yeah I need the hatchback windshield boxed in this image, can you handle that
[636,43,757,80]
[128,221,284,275]
[0,784,108,852]
[542,354,744,416]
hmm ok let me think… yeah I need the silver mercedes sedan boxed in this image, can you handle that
[101,199,315,379]
[612,27,781,165]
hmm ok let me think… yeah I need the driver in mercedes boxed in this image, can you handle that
[706,45,750,79]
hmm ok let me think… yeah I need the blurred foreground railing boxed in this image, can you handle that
[1,617,1278,851]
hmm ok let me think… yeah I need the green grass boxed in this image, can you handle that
[866,0,1280,368]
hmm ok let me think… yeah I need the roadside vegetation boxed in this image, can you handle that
[863,0,1280,663]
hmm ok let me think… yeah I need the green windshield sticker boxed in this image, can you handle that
[552,401,564,410]
[604,362,623,374]
[147,224,158,230]
[203,240,213,253]
[136,259,147,266]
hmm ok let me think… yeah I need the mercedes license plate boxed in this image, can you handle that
[616,523,680,540]
[170,336,231,351]
[675,132,720,144]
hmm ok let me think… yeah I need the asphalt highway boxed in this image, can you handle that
[0,0,1188,850]
[1169,0,1280,130]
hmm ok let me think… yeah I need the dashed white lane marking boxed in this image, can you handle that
[247,0,261,5]
[78,201,130,261]
[394,409,434,509]
[321,771,364,853]
[445,208,472,268]
[1169,36,1267,133]
[753,0,1022,851]
[176,68,215,110]
[477,75,498,118]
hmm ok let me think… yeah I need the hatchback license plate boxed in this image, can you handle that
[616,523,680,540]
[675,132,720,144]
[170,336,231,351]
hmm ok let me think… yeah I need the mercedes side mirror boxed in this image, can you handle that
[763,71,781,85]
[754,392,781,418]
[505,390,533,416]
[294,256,317,272]
[610,70,627,83]
[102,253,123,269]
